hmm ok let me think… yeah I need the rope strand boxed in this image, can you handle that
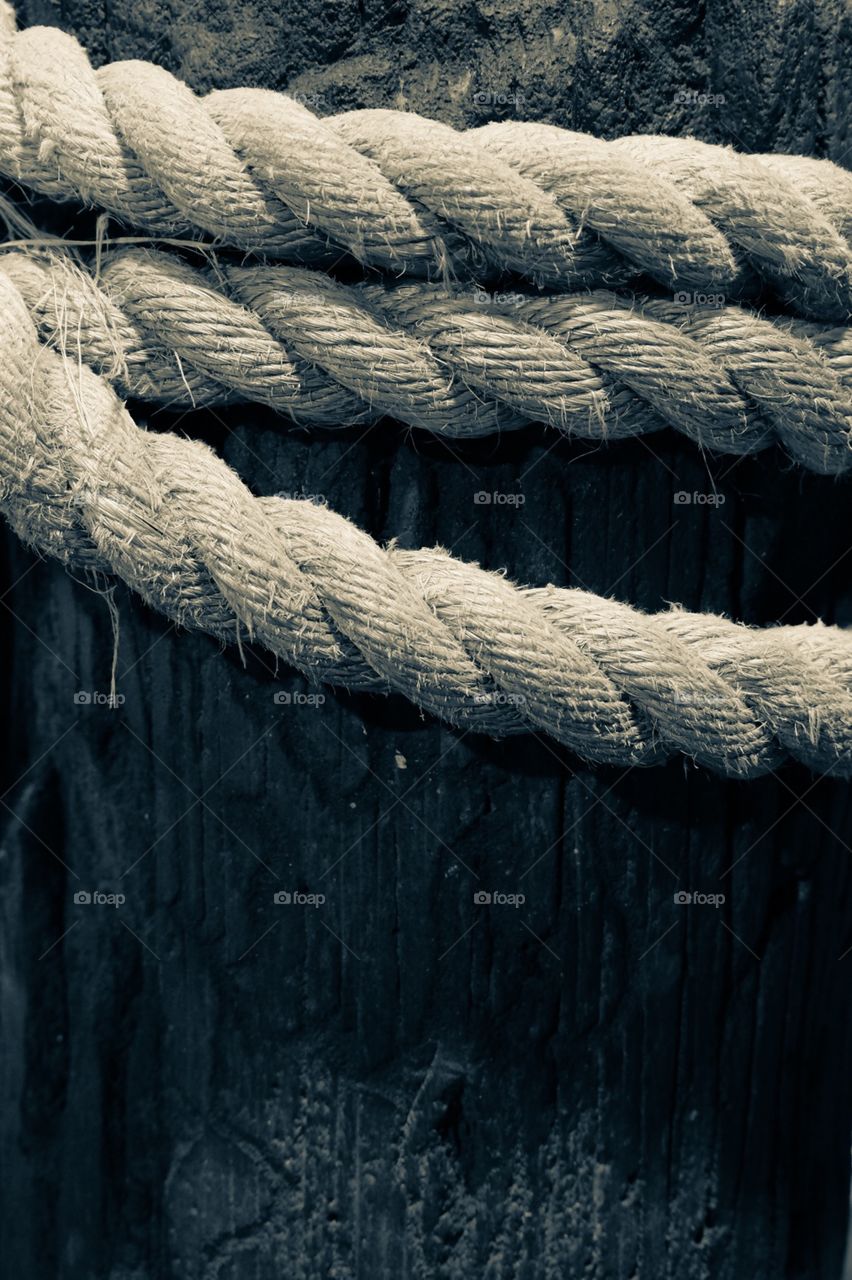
[2,246,851,473]
[1,4,851,316]
[0,268,849,778]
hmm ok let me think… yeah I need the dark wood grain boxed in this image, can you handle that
[2,2,851,1277]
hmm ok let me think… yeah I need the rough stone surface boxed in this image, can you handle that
[2,2,851,1278]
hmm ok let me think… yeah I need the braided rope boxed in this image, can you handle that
[3,246,851,474]
[0,269,849,778]
[1,5,852,318]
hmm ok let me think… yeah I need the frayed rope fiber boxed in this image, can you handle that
[1,4,852,319]
[4,246,852,474]
[1,269,851,779]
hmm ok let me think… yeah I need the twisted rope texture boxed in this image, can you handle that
[3,247,852,475]
[1,4,852,318]
[0,271,850,778]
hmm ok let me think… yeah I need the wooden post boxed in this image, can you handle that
[2,1,850,1276]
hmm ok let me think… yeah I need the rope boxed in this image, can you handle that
[1,5,852,318]
[0,269,850,779]
[3,246,852,475]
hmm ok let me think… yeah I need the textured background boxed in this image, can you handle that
[2,1,852,1277]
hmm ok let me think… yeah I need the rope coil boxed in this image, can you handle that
[0,268,850,779]
[3,246,851,474]
[1,4,852,318]
[0,7,850,780]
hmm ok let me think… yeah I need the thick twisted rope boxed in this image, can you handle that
[0,270,850,779]
[1,6,852,319]
[4,246,852,475]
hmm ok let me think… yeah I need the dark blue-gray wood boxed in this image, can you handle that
[2,2,851,1277]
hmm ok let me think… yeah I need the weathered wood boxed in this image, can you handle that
[1,2,851,1277]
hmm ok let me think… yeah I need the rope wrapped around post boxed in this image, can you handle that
[0,269,850,779]
[0,3,851,317]
[2,247,851,474]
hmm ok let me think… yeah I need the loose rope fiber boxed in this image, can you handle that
[0,270,850,779]
[3,247,852,475]
[1,5,852,318]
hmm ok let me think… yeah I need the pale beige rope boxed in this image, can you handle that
[0,271,850,778]
[1,4,852,317]
[3,246,851,474]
